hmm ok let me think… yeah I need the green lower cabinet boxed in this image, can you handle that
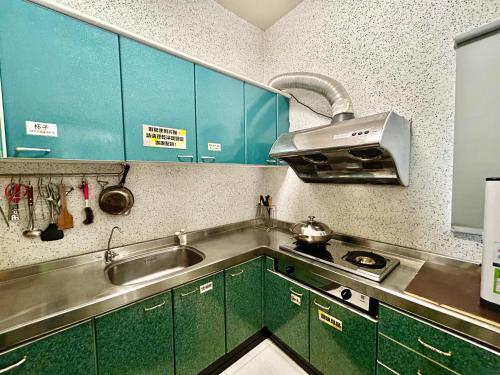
[309,291,377,375]
[378,334,452,374]
[95,291,174,375]
[379,304,500,374]
[225,257,264,351]
[377,363,396,375]
[0,321,95,374]
[174,271,226,375]
[264,269,309,360]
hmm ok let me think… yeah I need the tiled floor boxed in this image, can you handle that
[219,339,308,375]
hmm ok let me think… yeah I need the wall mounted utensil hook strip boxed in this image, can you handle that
[0,163,127,179]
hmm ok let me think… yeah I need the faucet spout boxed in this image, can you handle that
[105,226,123,264]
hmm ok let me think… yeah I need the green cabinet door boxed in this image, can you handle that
[0,321,95,374]
[174,272,226,375]
[120,37,196,162]
[245,84,277,165]
[0,0,124,160]
[225,257,264,351]
[195,66,245,164]
[264,269,309,360]
[309,290,377,375]
[95,291,174,375]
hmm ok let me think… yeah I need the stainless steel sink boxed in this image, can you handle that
[105,246,205,286]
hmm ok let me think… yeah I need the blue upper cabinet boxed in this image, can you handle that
[245,84,278,165]
[0,0,124,160]
[277,95,290,137]
[276,95,290,165]
[195,66,245,164]
[120,37,196,162]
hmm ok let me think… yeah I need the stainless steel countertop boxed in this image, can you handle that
[0,221,498,352]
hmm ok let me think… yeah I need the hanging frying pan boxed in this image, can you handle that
[98,164,134,215]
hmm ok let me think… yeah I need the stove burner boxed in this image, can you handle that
[292,241,333,262]
[343,251,387,269]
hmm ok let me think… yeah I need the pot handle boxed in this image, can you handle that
[119,164,130,187]
[308,216,315,222]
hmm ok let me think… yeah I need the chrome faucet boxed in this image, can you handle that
[105,226,122,264]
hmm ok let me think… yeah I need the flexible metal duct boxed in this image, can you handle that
[268,72,354,123]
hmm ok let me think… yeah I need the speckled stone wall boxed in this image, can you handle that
[263,0,500,262]
[0,0,266,270]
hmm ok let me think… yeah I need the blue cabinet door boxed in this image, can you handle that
[195,66,244,164]
[0,0,124,160]
[277,95,290,137]
[120,37,196,162]
[245,84,277,165]
[276,95,290,165]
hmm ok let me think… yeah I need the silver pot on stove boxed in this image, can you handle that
[290,216,333,245]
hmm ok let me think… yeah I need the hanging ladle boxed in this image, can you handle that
[23,185,42,238]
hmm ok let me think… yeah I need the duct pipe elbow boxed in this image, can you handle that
[268,72,354,123]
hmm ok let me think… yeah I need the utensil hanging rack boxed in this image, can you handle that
[0,163,126,179]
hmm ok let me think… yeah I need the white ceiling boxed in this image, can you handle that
[215,0,303,30]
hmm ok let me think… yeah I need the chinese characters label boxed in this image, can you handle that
[143,124,186,149]
[26,121,58,137]
[318,309,343,331]
[208,143,221,152]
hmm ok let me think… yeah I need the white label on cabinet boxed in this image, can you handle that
[318,310,343,331]
[208,143,221,152]
[290,293,301,306]
[26,121,58,137]
[200,281,213,294]
[143,124,186,149]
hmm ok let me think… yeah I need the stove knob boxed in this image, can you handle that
[285,265,294,275]
[341,289,352,300]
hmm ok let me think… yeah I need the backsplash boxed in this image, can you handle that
[0,162,267,269]
[263,0,500,262]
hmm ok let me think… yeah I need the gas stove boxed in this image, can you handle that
[279,239,400,282]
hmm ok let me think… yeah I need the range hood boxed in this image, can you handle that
[269,73,411,186]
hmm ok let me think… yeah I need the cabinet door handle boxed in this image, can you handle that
[417,337,452,357]
[180,288,197,297]
[143,300,166,312]
[313,299,330,310]
[230,270,244,277]
[417,370,422,375]
[266,159,276,164]
[201,156,215,163]
[0,356,27,373]
[15,147,51,153]
[177,154,194,161]
[289,287,303,296]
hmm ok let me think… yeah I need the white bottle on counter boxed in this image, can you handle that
[480,178,500,308]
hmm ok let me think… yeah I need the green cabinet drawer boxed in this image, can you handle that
[264,269,309,360]
[173,271,226,375]
[0,0,124,160]
[309,290,377,375]
[379,304,500,374]
[378,334,453,374]
[225,257,264,351]
[0,321,95,374]
[195,66,245,164]
[120,37,196,162]
[95,291,174,375]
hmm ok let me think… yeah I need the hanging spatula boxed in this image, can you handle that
[57,183,73,230]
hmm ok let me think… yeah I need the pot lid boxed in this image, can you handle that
[291,216,332,237]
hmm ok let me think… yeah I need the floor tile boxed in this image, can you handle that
[224,339,307,375]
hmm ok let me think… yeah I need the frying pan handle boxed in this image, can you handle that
[119,164,130,187]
